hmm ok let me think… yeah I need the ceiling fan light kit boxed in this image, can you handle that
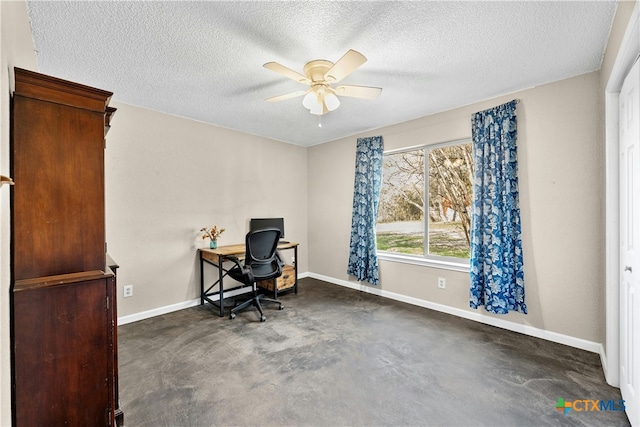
[302,91,317,109]
[302,87,340,115]
[264,49,382,118]
[324,93,340,111]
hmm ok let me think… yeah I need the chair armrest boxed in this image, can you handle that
[276,250,286,268]
[227,255,254,284]
[226,255,241,266]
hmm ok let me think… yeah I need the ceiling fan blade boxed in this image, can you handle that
[324,50,367,83]
[263,62,311,85]
[265,90,309,103]
[335,85,382,100]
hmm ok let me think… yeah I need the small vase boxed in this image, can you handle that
[209,240,217,249]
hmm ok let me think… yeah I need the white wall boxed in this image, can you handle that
[308,71,605,345]
[105,102,308,318]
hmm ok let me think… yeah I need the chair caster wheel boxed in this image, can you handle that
[230,313,236,320]
[278,305,284,310]
[260,316,267,322]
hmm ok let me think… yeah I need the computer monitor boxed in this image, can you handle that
[250,217,285,239]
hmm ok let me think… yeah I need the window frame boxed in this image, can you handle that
[376,138,472,272]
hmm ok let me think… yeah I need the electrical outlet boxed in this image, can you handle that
[123,285,133,298]
[438,278,446,289]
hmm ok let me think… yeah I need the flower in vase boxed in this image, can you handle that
[200,225,225,242]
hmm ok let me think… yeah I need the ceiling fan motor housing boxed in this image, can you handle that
[303,60,335,83]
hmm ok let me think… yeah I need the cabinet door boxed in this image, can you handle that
[13,278,114,426]
[12,95,106,280]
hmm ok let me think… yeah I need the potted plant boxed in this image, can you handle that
[201,225,225,249]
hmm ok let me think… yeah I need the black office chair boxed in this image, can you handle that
[227,227,284,322]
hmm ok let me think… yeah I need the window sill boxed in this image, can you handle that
[377,252,470,273]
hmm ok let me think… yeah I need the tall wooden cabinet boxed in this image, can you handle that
[10,68,122,426]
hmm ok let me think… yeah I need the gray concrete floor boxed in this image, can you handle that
[118,278,630,426]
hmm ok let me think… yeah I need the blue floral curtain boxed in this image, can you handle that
[347,136,384,285]
[470,100,526,314]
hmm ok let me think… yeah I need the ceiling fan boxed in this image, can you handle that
[263,49,382,116]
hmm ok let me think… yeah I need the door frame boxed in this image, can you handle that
[605,1,640,387]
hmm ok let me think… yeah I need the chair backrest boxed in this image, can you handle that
[245,227,281,278]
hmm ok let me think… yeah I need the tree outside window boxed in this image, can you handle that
[376,141,473,260]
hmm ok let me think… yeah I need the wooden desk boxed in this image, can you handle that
[199,241,299,317]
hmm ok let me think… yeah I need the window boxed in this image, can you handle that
[376,139,473,266]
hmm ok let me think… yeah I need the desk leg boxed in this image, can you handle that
[294,246,298,294]
[218,259,224,317]
[200,255,204,305]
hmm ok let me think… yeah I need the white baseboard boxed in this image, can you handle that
[308,272,606,358]
[118,298,201,325]
[600,349,609,381]
[117,271,311,326]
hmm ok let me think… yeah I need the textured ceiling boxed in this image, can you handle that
[26,1,617,147]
